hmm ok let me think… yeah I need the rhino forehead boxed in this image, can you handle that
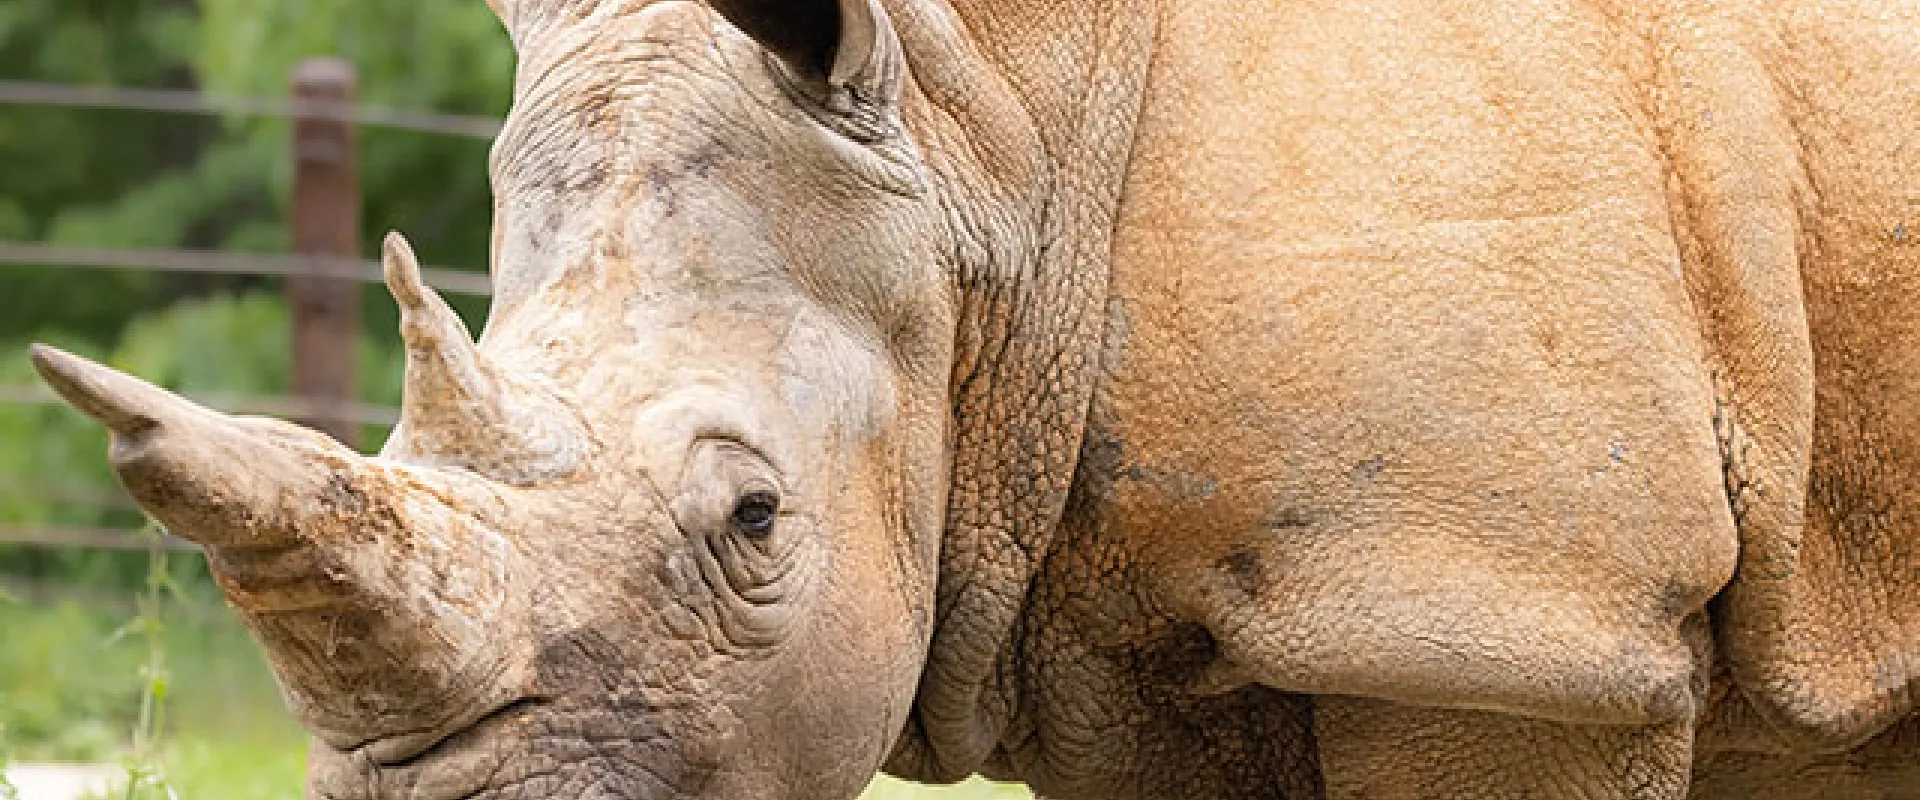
[488,2,768,195]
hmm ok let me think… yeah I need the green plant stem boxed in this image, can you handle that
[125,523,173,800]
[0,723,18,800]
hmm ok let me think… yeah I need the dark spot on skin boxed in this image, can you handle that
[1266,507,1313,530]
[647,166,679,216]
[1659,578,1700,620]
[642,149,722,216]
[1061,399,1126,534]
[1873,656,1907,691]
[1348,456,1386,487]
[1124,463,1220,502]
[1218,548,1264,597]
[536,627,629,692]
[686,148,720,179]
[577,91,616,130]
[565,162,611,192]
[1534,319,1562,357]
[1592,440,1632,478]
[320,473,367,515]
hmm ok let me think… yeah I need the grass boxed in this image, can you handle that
[0,586,309,799]
[0,585,1027,800]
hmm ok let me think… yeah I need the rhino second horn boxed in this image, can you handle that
[382,231,592,485]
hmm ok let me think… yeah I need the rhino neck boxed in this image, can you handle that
[882,0,1162,782]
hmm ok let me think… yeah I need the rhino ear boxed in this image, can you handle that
[708,0,901,109]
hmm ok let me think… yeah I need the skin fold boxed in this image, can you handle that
[28,0,1920,797]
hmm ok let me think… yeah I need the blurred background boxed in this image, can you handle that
[0,2,1025,798]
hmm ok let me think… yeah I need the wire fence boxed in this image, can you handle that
[0,382,401,426]
[2,78,491,554]
[0,241,492,296]
[0,79,502,139]
[0,525,201,553]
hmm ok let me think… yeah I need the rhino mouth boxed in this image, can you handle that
[367,695,550,768]
[325,691,720,800]
[312,696,551,800]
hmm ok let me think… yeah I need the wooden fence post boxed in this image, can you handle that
[288,59,361,446]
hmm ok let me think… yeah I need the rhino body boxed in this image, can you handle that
[30,0,1920,797]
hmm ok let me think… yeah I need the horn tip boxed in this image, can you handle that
[27,341,64,372]
[28,342,94,401]
[26,343,142,432]
[382,231,427,310]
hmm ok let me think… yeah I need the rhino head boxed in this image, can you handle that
[29,0,1070,796]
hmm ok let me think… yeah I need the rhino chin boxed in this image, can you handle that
[311,696,726,800]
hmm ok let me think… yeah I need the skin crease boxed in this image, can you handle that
[22,0,1920,798]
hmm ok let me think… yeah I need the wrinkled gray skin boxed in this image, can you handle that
[29,0,1920,797]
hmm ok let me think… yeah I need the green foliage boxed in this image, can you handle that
[114,292,290,394]
[197,0,512,113]
[0,336,119,530]
[0,592,294,755]
[0,0,217,342]
[0,0,500,345]
[116,528,180,799]
[0,593,306,799]
[141,735,305,800]
[0,601,159,762]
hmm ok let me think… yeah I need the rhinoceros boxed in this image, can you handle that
[27,0,1920,796]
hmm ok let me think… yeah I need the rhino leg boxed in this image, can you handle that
[1314,696,1694,800]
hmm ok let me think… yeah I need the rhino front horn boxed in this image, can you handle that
[29,342,532,757]
[29,344,346,549]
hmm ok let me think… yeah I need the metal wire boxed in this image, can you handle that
[0,525,201,553]
[0,241,492,296]
[0,80,503,139]
[0,482,139,511]
[0,383,400,426]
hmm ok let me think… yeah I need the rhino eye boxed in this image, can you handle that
[730,490,780,537]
